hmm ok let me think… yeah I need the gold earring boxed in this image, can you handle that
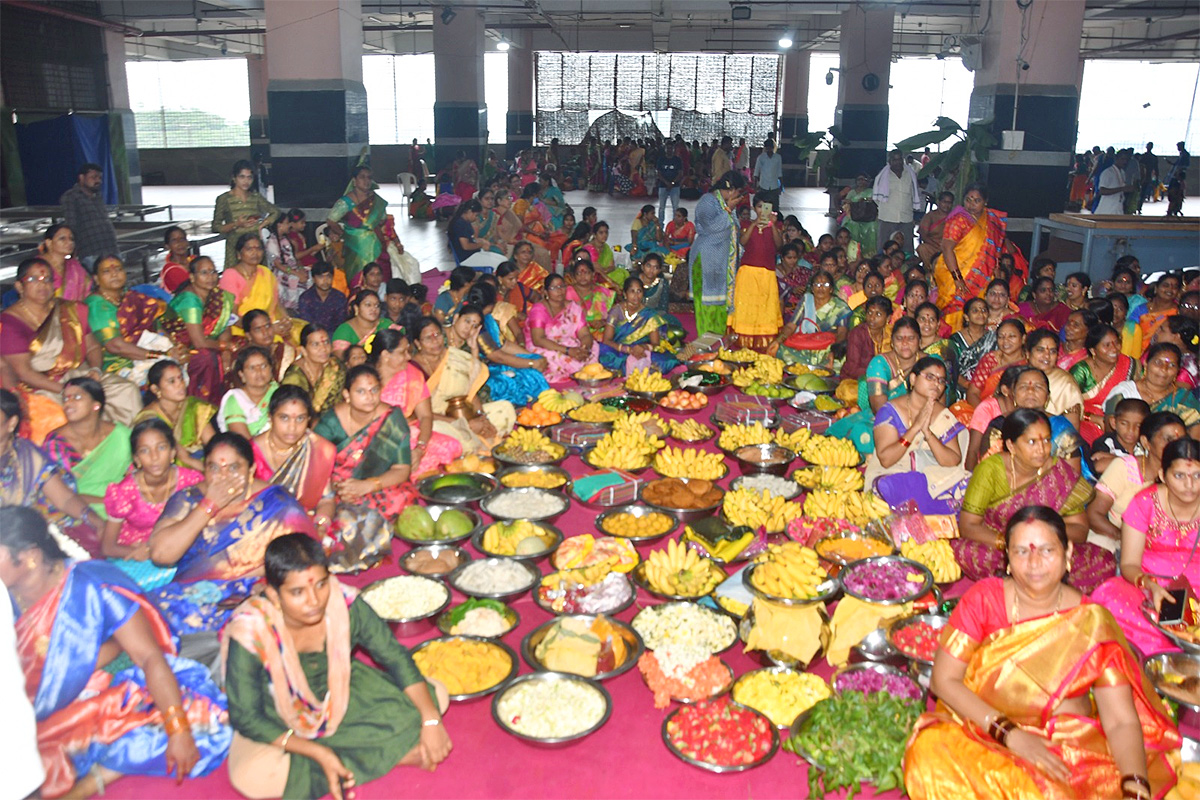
[1006,564,1011,575]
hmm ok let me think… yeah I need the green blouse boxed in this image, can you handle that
[225,597,432,798]
[332,318,391,347]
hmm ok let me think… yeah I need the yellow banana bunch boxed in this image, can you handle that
[793,465,864,492]
[800,434,860,467]
[653,446,726,480]
[626,367,671,393]
[774,426,812,452]
[618,411,665,436]
[502,428,564,455]
[589,424,664,469]
[541,561,614,589]
[731,356,784,388]
[802,490,892,527]
[723,487,804,533]
[668,418,714,441]
[749,541,827,600]
[717,347,760,362]
[537,388,582,413]
[900,539,961,583]
[643,538,724,596]
[570,402,624,424]
[718,422,774,452]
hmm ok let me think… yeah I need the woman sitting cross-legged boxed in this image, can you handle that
[598,276,681,376]
[2,506,232,799]
[951,408,1113,594]
[222,534,451,800]
[905,505,1179,800]
[464,281,552,406]
[157,256,236,404]
[524,274,599,383]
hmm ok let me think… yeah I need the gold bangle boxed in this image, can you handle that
[162,706,188,736]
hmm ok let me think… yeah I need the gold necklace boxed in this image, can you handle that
[139,467,176,505]
[1011,580,1063,621]
[267,433,299,462]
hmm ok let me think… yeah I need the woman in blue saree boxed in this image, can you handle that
[464,283,551,407]
[147,431,313,637]
[2,506,230,799]
[599,277,682,375]
[629,204,668,259]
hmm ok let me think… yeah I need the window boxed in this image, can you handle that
[1078,60,1200,154]
[126,58,251,148]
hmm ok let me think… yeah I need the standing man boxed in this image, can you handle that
[752,138,784,212]
[59,162,118,271]
[711,136,733,185]
[1138,142,1159,211]
[656,144,683,222]
[1095,150,1135,215]
[1166,141,1191,184]
[872,149,921,254]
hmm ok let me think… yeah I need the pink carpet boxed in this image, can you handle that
[109,276,911,799]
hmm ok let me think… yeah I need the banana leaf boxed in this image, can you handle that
[828,125,850,146]
[933,116,962,131]
[894,127,960,152]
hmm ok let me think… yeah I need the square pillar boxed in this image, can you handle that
[434,7,488,165]
[779,50,810,142]
[506,31,533,159]
[834,6,893,179]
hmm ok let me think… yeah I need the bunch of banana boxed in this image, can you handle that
[537,388,583,414]
[541,561,614,589]
[793,465,864,492]
[718,422,774,452]
[774,426,812,452]
[570,402,624,424]
[619,411,665,436]
[717,347,760,363]
[642,538,724,596]
[749,542,827,600]
[731,356,784,388]
[668,418,714,441]
[723,487,805,533]
[653,446,726,480]
[501,427,561,454]
[802,490,892,527]
[800,434,860,467]
[900,539,961,583]
[589,424,665,469]
[626,367,671,393]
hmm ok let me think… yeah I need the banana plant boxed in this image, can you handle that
[894,117,997,195]
[793,126,848,186]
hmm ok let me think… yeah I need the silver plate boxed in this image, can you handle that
[520,614,645,681]
[593,503,679,542]
[830,662,928,705]
[398,544,472,580]
[358,575,451,636]
[839,556,934,606]
[631,601,740,655]
[813,527,896,567]
[435,600,520,638]
[410,635,519,702]
[641,658,735,705]
[640,477,726,523]
[742,562,840,606]
[479,487,571,522]
[496,464,574,495]
[491,672,613,746]
[651,458,729,482]
[661,700,779,773]
[630,560,724,602]
[1142,605,1200,655]
[394,504,485,548]
[581,447,653,474]
[446,556,541,602]
[416,472,497,505]
[885,613,949,667]
[532,571,638,617]
[472,520,563,562]
[730,666,829,728]
[1145,651,1200,711]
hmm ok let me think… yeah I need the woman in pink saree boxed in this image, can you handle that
[524,274,599,383]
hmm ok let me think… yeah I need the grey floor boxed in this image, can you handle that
[141,183,842,276]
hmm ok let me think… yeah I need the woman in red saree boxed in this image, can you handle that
[965,317,1027,408]
[313,364,417,520]
[2,506,231,799]
[934,184,1018,319]
[907,505,1179,800]
[1069,324,1136,444]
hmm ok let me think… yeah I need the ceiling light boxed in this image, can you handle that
[731,5,751,21]
[778,36,793,48]
[617,23,632,28]
[440,7,456,25]
[497,40,510,51]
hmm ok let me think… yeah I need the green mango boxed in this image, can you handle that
[396,505,435,540]
[435,508,475,539]
[432,474,478,490]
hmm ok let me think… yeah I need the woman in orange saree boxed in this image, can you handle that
[906,505,1179,800]
[934,184,1016,322]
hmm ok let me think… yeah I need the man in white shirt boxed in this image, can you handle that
[873,149,922,254]
[752,138,784,212]
[1095,150,1135,215]
[0,596,45,798]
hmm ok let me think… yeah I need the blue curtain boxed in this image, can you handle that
[15,114,117,205]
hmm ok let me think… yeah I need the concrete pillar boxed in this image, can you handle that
[506,31,533,160]
[247,54,270,152]
[969,0,1085,234]
[265,0,367,209]
[833,5,893,179]
[780,50,810,142]
[433,7,487,168]
[103,29,141,203]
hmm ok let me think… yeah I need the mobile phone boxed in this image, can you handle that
[1160,588,1189,625]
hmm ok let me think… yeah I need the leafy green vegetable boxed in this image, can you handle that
[783,690,923,799]
[444,598,509,628]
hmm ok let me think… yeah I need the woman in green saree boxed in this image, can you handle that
[598,277,681,375]
[222,534,450,800]
[158,256,236,404]
[840,175,877,257]
[282,324,347,416]
[828,316,922,454]
[135,360,216,471]
[313,365,418,520]
[326,166,389,283]
[85,255,180,385]
[41,376,132,520]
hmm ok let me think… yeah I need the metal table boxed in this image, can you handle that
[1031,213,1200,282]
[0,203,173,223]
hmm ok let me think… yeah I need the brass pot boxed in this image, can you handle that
[444,396,477,421]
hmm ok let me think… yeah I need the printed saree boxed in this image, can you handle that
[16,561,231,798]
[934,207,1008,314]
[566,284,615,336]
[598,305,681,375]
[1071,355,1137,443]
[690,191,739,337]
[134,397,216,463]
[328,192,388,280]
[85,288,165,375]
[281,358,346,416]
[314,406,417,520]
[42,423,132,520]
[160,288,235,403]
[381,363,464,475]
[905,579,1179,800]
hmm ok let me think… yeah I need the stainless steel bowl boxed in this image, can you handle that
[742,384,797,404]
[674,371,731,397]
[732,443,796,476]
[479,487,570,522]
[662,701,779,773]
[709,411,779,431]
[394,504,484,547]
[492,442,569,467]
[839,556,934,606]
[652,457,729,482]
[416,472,497,506]
[666,421,717,444]
[738,604,829,669]
[398,544,472,580]
[787,705,827,770]
[885,613,949,667]
[657,395,710,416]
[625,386,670,402]
[728,473,801,500]
[850,627,906,668]
[521,615,644,681]
[641,656,735,705]
[410,635,518,701]
[631,600,740,655]
[435,600,520,638]
[1142,606,1200,655]
[830,662,928,705]
[593,503,679,542]
[641,477,725,523]
[472,520,563,562]
[730,666,828,728]
[491,672,613,746]
[446,556,541,602]
[359,575,451,637]
[630,559,724,602]
[533,571,637,616]
[1145,652,1200,711]
[496,464,574,495]
[742,562,840,607]
[813,527,896,567]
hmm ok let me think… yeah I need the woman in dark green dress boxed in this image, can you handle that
[222,534,451,799]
